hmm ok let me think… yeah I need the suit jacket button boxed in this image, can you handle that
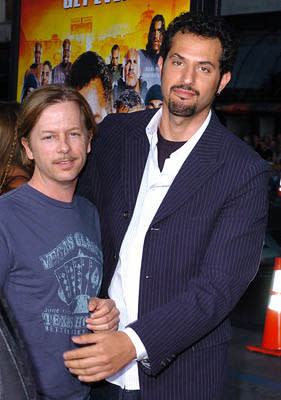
[123,211,129,219]
[113,254,118,260]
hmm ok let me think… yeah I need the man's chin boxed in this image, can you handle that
[168,101,196,117]
[126,80,137,90]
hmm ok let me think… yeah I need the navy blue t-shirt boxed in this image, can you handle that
[0,184,103,399]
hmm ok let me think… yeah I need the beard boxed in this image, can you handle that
[168,100,197,117]
[167,84,199,117]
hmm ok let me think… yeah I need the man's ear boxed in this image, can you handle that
[87,133,92,154]
[21,137,34,160]
[217,71,231,95]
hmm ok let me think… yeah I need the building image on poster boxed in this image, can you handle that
[17,0,190,122]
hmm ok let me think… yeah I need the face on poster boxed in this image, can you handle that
[17,0,190,121]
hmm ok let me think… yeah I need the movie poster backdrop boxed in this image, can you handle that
[17,0,190,121]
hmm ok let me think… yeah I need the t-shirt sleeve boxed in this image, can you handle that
[0,225,12,287]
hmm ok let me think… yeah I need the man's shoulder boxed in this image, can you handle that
[99,109,155,133]
[139,49,148,58]
[117,78,126,89]
[0,186,27,220]
[53,63,61,71]
[53,62,68,73]
[0,184,25,200]
[101,108,156,124]
[139,78,148,90]
[93,110,155,154]
[75,193,98,214]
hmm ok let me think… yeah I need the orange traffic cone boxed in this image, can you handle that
[246,257,281,356]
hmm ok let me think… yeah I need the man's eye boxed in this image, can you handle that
[199,66,210,73]
[70,132,80,137]
[172,60,182,66]
[42,135,53,140]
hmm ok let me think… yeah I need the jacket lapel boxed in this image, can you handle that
[121,111,151,212]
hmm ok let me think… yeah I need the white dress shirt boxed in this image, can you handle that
[107,108,212,389]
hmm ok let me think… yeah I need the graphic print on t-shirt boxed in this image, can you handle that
[39,232,102,336]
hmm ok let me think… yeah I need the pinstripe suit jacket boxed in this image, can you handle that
[78,109,268,399]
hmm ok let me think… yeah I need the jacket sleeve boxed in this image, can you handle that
[76,140,103,209]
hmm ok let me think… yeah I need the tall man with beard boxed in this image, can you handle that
[64,13,268,400]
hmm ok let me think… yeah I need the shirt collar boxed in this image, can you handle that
[146,108,163,138]
[146,107,212,143]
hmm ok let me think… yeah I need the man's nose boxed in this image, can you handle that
[58,136,70,153]
[182,65,196,85]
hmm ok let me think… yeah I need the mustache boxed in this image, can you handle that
[171,85,200,96]
[52,157,76,164]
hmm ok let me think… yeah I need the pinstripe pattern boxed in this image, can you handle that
[77,109,269,400]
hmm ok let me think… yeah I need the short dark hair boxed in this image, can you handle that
[114,89,143,111]
[67,51,112,110]
[161,13,239,75]
[144,84,163,106]
[146,14,165,56]
[42,60,52,70]
[34,42,42,51]
[111,44,120,53]
[63,38,71,48]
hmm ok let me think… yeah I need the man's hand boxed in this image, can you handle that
[86,297,119,332]
[63,331,136,382]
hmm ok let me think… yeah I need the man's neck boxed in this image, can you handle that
[127,80,140,94]
[159,106,211,142]
[28,178,76,203]
[62,61,70,69]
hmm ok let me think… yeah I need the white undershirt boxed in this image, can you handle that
[107,108,212,389]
